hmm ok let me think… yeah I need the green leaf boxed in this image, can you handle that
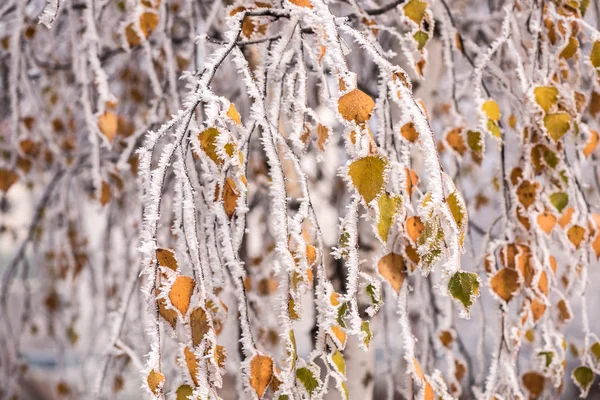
[466,130,483,155]
[572,366,595,396]
[448,271,480,311]
[361,321,372,348]
[296,367,319,395]
[591,342,600,362]
[337,302,348,328]
[330,350,346,376]
[413,31,429,50]
[366,284,380,305]
[550,192,568,213]
[537,351,554,367]
[176,385,193,400]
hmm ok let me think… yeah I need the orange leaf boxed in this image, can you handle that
[249,354,273,398]
[377,253,405,293]
[169,276,195,315]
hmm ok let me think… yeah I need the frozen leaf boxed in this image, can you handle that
[447,191,467,246]
[156,249,178,270]
[544,113,570,141]
[560,36,578,59]
[533,86,558,113]
[439,330,453,348]
[490,268,520,302]
[403,0,427,24]
[572,366,594,397]
[223,177,239,218]
[158,297,177,328]
[377,253,405,293]
[249,354,273,398]
[227,103,241,125]
[347,156,388,204]
[289,0,313,8]
[401,122,418,142]
[516,180,539,209]
[330,350,346,376]
[169,276,195,314]
[487,120,501,139]
[296,367,319,395]
[361,321,372,347]
[331,325,347,347]
[406,216,424,243]
[147,369,165,395]
[98,111,118,142]
[125,12,158,46]
[413,358,435,400]
[198,127,223,166]
[591,342,600,363]
[482,100,501,121]
[549,192,568,212]
[537,211,556,234]
[448,271,480,311]
[522,372,545,398]
[567,225,585,248]
[466,130,483,156]
[176,385,193,400]
[583,130,598,157]
[413,31,429,50]
[591,41,600,68]
[190,307,210,346]
[100,181,111,206]
[559,207,575,227]
[557,299,572,322]
[446,128,467,155]
[377,193,402,242]
[338,89,375,124]
[184,347,199,386]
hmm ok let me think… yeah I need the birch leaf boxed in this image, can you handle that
[338,89,375,124]
[176,385,193,400]
[158,297,177,328]
[227,103,241,125]
[330,350,346,376]
[184,347,199,386]
[591,41,600,69]
[490,268,520,302]
[156,248,178,270]
[190,307,210,346]
[169,276,195,315]
[249,354,273,399]
[406,216,424,242]
[583,130,599,157]
[448,271,480,311]
[147,369,165,395]
[544,113,570,141]
[223,177,239,218]
[537,211,556,234]
[447,191,467,246]
[522,372,545,398]
[377,193,402,242]
[360,321,372,347]
[533,86,558,113]
[572,366,594,397]
[403,0,427,24]
[296,367,319,396]
[199,127,223,166]
[377,253,405,293]
[98,111,118,142]
[549,192,568,212]
[567,225,585,248]
[517,180,539,209]
[348,156,388,204]
[482,99,501,121]
[401,122,418,142]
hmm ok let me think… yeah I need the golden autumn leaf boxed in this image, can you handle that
[227,103,241,125]
[169,276,195,315]
[482,99,501,121]
[591,40,600,69]
[533,86,558,113]
[100,181,111,206]
[316,124,329,151]
[559,36,578,59]
[490,268,520,302]
[406,216,424,243]
[413,358,435,400]
[338,89,375,124]
[557,299,572,322]
[401,122,419,142]
[531,298,546,322]
[184,347,199,386]
[439,330,454,348]
[583,130,598,157]
[331,325,347,347]
[590,214,600,258]
[567,225,585,248]
[289,0,313,8]
[446,127,466,155]
[125,12,159,47]
[537,211,556,234]
[156,248,178,270]
[403,0,427,24]
[0,168,18,192]
[347,155,388,204]
[223,177,239,218]
[198,127,223,166]
[249,354,273,398]
[98,111,118,142]
[377,253,405,293]
[377,192,402,242]
[544,113,570,141]
[190,307,210,346]
[147,369,165,395]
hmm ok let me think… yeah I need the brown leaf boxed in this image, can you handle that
[158,297,177,328]
[156,248,178,270]
[401,122,419,142]
[522,372,545,398]
[190,307,210,346]
[516,180,539,209]
[0,169,18,192]
[490,268,520,302]
[223,177,239,218]
[378,253,405,292]
[567,225,585,249]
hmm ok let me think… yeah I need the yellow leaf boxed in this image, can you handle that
[156,248,178,270]
[487,119,501,139]
[331,325,347,347]
[403,0,427,24]
[190,307,210,346]
[544,112,570,141]
[377,193,402,242]
[482,99,501,121]
[147,369,165,395]
[406,216,424,242]
[198,127,223,166]
[591,40,600,69]
[330,350,346,376]
[559,36,578,59]
[447,191,467,245]
[557,299,572,322]
[490,268,520,302]
[377,253,405,293]
[227,103,241,125]
[249,354,273,398]
[347,156,388,204]
[533,86,558,113]
[98,111,118,142]
[169,276,195,314]
[338,89,375,124]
